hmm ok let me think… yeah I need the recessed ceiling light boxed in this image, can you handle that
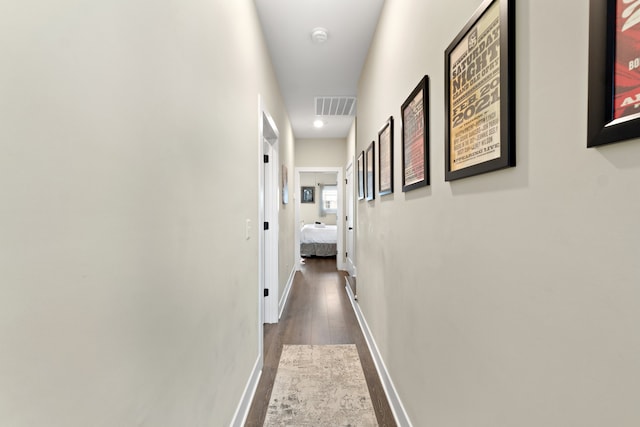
[313,119,325,128]
[311,27,329,44]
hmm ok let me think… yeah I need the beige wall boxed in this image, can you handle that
[295,138,347,168]
[357,1,640,426]
[0,1,294,425]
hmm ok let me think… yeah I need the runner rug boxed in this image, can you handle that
[264,344,378,426]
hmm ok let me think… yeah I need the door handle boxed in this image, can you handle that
[348,227,353,230]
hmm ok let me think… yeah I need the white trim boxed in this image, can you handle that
[345,281,413,427]
[294,166,345,271]
[279,266,296,319]
[229,355,262,427]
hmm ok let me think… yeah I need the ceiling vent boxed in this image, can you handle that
[315,96,357,117]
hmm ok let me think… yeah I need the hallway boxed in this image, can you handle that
[245,258,396,426]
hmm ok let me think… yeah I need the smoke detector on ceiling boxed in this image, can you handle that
[311,27,329,43]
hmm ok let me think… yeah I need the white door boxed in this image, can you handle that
[262,137,279,324]
[346,161,356,276]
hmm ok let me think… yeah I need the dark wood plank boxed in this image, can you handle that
[244,257,396,427]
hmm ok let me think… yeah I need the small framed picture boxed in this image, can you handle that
[357,151,365,200]
[366,141,375,201]
[378,116,394,196]
[282,165,289,204]
[301,186,315,203]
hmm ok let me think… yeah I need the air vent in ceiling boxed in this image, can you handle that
[315,96,357,116]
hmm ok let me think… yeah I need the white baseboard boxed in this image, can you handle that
[279,267,296,319]
[345,281,413,427]
[229,355,262,427]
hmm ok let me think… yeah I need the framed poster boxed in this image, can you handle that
[444,0,515,181]
[282,164,289,204]
[587,0,640,147]
[401,76,430,191]
[357,151,365,200]
[301,186,315,203]
[366,141,375,201]
[378,116,394,196]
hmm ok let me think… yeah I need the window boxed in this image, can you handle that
[319,185,337,216]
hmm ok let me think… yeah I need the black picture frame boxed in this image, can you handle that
[444,0,515,181]
[301,186,315,203]
[587,0,640,147]
[366,141,375,201]
[378,116,394,196]
[282,164,289,205]
[401,76,430,192]
[357,151,365,201]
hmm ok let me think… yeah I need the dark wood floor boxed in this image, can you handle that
[245,257,396,427]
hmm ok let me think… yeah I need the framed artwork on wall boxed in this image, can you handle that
[401,76,430,191]
[357,151,365,200]
[587,0,640,147]
[378,116,394,196]
[301,186,315,203]
[282,165,289,204]
[444,0,515,181]
[366,141,375,201]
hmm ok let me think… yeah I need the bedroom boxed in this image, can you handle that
[299,172,339,258]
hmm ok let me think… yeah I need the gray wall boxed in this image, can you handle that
[356,1,640,425]
[0,1,294,425]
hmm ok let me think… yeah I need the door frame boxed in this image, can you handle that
[345,158,356,277]
[294,166,345,271]
[258,96,280,334]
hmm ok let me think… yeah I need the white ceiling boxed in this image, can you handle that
[254,0,385,139]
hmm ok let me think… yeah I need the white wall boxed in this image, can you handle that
[0,1,294,425]
[357,1,640,426]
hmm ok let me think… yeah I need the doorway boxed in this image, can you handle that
[294,167,344,272]
[259,101,279,331]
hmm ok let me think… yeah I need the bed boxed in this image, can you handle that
[300,223,338,257]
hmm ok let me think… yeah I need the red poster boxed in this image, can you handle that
[614,0,640,119]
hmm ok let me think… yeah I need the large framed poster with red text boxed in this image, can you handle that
[588,0,640,147]
[401,76,430,191]
[444,0,515,181]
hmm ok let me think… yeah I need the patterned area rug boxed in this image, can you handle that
[264,344,378,426]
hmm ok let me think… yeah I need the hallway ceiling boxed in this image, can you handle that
[254,0,384,139]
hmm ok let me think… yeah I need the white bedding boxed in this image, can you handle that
[300,224,337,244]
